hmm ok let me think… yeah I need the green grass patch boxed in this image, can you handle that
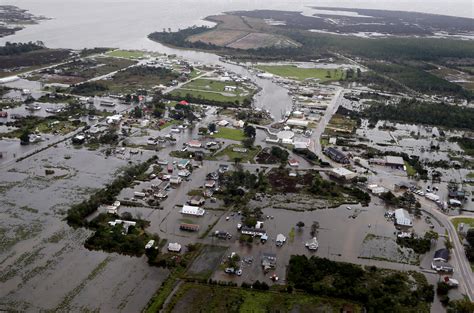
[210,127,245,141]
[159,120,179,130]
[106,49,146,59]
[257,65,346,82]
[405,161,417,177]
[168,78,255,105]
[451,217,474,230]
[288,227,295,243]
[164,283,362,313]
[212,144,261,163]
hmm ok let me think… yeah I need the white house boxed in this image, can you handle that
[180,205,205,216]
[170,176,182,184]
[329,167,357,180]
[168,242,182,252]
[233,120,245,128]
[286,119,309,127]
[276,234,286,246]
[394,209,413,227]
[187,140,202,148]
[217,120,229,127]
[224,85,237,92]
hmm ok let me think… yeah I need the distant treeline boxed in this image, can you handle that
[149,26,474,63]
[149,26,222,50]
[360,98,474,130]
[365,62,472,99]
[0,41,44,56]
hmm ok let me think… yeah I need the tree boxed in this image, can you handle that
[19,130,30,145]
[244,125,256,138]
[448,298,474,313]
[310,221,319,237]
[208,123,216,133]
[132,106,143,118]
[424,231,439,242]
[296,221,305,229]
[242,137,255,148]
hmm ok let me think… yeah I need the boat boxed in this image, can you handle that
[45,108,62,114]
[25,104,41,111]
[305,237,319,250]
[100,100,116,107]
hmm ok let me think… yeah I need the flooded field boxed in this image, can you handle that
[0,141,169,312]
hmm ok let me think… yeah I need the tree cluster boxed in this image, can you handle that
[287,255,434,312]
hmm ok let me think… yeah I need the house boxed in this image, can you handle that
[105,201,121,214]
[276,234,286,246]
[433,248,449,262]
[324,147,349,164]
[394,209,413,227]
[286,119,309,128]
[431,261,454,273]
[106,114,122,124]
[108,219,137,234]
[178,100,189,105]
[178,170,191,177]
[240,227,266,237]
[224,85,237,92]
[233,120,245,128]
[187,140,202,148]
[288,159,300,167]
[155,191,168,199]
[329,167,357,180]
[385,156,405,169]
[305,237,319,250]
[293,141,310,150]
[188,196,205,206]
[217,120,229,127]
[180,205,205,216]
[170,176,182,184]
[168,242,182,252]
[177,159,190,169]
[72,134,86,144]
[292,110,304,118]
[158,159,169,165]
[214,231,232,239]
[205,180,216,188]
[180,223,200,232]
[0,111,7,118]
[261,253,277,271]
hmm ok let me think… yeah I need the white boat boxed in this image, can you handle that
[305,237,319,250]
[45,108,62,113]
[25,104,41,111]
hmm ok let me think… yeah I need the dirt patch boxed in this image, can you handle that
[227,32,299,49]
[188,30,249,47]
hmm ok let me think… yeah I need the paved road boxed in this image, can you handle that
[418,198,474,300]
[309,87,343,165]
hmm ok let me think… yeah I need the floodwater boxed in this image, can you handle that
[0,1,472,311]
